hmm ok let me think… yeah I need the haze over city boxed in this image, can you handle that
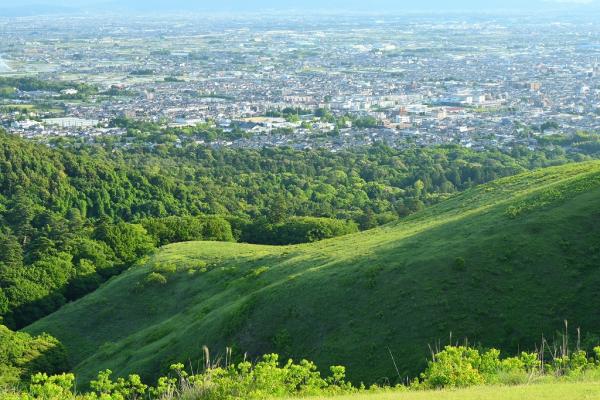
[2,0,600,15]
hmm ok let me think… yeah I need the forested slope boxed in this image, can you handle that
[1,130,575,328]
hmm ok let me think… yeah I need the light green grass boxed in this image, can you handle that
[26,161,600,387]
[288,382,600,400]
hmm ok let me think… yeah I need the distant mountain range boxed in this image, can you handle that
[0,4,75,16]
[1,0,599,16]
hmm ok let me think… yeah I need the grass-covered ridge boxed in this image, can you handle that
[26,161,600,385]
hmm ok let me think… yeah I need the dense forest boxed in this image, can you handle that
[0,128,594,329]
[0,77,98,100]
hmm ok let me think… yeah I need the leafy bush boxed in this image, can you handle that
[90,369,148,399]
[453,257,466,271]
[7,343,600,399]
[418,346,543,389]
[144,273,167,286]
[419,346,485,389]
[26,373,75,399]
[3,354,356,400]
[248,267,269,279]
[149,354,356,400]
[0,325,68,388]
[152,262,177,275]
[417,344,600,389]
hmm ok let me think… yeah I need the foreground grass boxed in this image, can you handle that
[26,161,600,385]
[3,382,600,400]
[292,382,600,400]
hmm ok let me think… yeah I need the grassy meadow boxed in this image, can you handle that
[26,161,600,386]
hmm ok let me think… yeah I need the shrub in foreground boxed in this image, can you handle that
[6,342,600,399]
[416,346,539,389]
[416,344,600,389]
[2,354,356,400]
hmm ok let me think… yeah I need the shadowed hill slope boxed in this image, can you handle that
[26,161,600,385]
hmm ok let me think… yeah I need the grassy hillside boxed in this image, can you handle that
[26,161,600,385]
[285,381,600,400]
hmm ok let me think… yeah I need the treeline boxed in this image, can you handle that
[0,130,591,328]
[113,138,585,226]
[234,216,359,245]
[538,131,600,155]
[45,130,579,226]
[140,216,356,246]
[107,113,381,145]
[108,118,250,143]
[0,77,97,99]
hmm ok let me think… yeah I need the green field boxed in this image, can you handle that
[0,104,35,110]
[26,161,600,386]
[288,382,600,400]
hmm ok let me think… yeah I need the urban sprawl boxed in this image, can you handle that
[1,13,599,151]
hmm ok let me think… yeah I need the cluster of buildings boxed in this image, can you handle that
[1,13,599,150]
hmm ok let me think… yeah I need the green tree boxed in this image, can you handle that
[94,222,154,266]
[0,325,68,387]
[0,230,23,268]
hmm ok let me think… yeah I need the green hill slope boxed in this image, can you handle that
[26,161,600,385]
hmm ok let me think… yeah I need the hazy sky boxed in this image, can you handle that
[2,0,600,14]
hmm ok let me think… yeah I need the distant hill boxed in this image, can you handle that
[0,4,75,17]
[26,161,600,385]
[2,0,597,16]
